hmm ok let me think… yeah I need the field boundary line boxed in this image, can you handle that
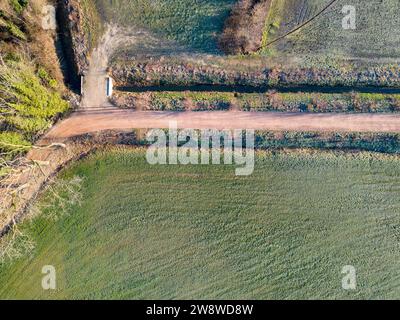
[265,0,339,47]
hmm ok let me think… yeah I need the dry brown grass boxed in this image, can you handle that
[219,0,272,55]
[26,0,65,90]
[0,0,65,91]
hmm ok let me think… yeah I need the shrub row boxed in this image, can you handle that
[254,131,400,154]
[112,91,400,113]
[112,58,400,89]
[131,129,400,154]
[239,92,400,112]
[149,92,232,111]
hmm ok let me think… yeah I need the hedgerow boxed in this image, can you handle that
[255,131,400,154]
[114,91,400,113]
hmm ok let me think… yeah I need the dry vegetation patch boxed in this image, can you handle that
[219,0,273,55]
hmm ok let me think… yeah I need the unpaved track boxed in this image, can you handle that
[5,23,400,236]
[4,108,400,233]
[71,25,400,143]
[45,109,400,141]
[81,25,142,109]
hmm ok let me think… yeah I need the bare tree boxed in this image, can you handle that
[0,141,85,263]
[0,223,35,264]
[0,142,67,234]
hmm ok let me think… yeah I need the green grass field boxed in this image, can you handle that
[92,0,400,60]
[1,148,400,299]
[262,0,400,60]
[94,0,235,53]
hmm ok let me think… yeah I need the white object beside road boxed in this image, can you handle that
[106,77,113,97]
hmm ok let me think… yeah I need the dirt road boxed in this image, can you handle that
[45,109,400,141]
[81,25,142,109]
[66,24,400,143]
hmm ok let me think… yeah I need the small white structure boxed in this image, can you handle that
[80,75,85,96]
[106,76,113,97]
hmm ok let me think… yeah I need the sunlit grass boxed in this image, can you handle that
[262,0,400,59]
[1,148,400,299]
[94,0,235,52]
